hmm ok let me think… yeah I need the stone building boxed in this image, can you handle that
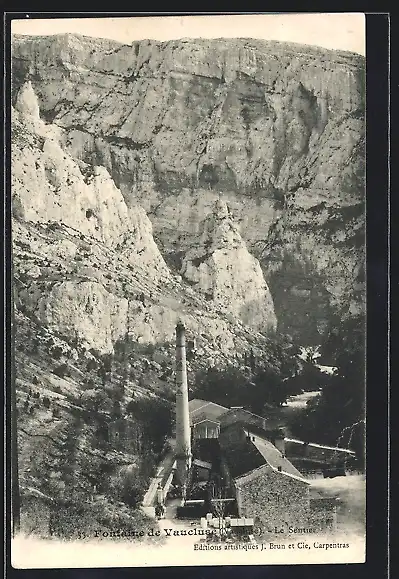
[189,399,285,445]
[235,465,310,531]
[219,406,284,434]
[189,399,228,441]
[183,399,342,532]
[219,422,311,531]
[284,437,356,473]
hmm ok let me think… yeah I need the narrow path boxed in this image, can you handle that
[142,451,175,507]
[158,498,199,533]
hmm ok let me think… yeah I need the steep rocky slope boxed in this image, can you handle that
[12,33,365,343]
[12,79,278,359]
[181,199,276,332]
[12,80,286,538]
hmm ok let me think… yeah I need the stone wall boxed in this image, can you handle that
[219,421,248,445]
[309,497,337,532]
[235,464,310,532]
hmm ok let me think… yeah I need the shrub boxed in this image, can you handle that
[30,343,39,354]
[89,348,101,358]
[42,396,51,408]
[101,354,113,373]
[86,359,97,372]
[52,406,61,418]
[125,399,136,414]
[106,384,124,403]
[53,363,69,378]
[50,345,64,360]
[80,389,110,413]
[82,377,95,389]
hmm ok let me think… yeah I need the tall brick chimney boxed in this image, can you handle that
[175,321,192,488]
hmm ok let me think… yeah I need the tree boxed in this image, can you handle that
[193,364,294,413]
[112,400,122,417]
[193,367,252,408]
[251,367,287,409]
[49,345,63,360]
[80,389,110,414]
[210,482,228,540]
[86,358,97,372]
[53,363,68,378]
[126,398,172,455]
[117,461,154,507]
[283,360,330,395]
[290,314,366,466]
[304,346,320,364]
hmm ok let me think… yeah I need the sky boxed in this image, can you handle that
[11,13,365,56]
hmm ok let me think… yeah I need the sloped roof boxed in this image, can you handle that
[220,424,307,483]
[220,436,265,478]
[220,407,266,422]
[189,399,210,412]
[193,458,212,470]
[222,420,284,441]
[249,432,305,479]
[285,437,355,455]
[189,400,228,422]
[219,407,285,430]
[191,416,221,426]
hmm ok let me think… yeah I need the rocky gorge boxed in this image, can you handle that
[12,78,278,354]
[12,33,365,344]
[10,32,365,540]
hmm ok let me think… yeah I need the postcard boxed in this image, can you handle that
[9,12,366,568]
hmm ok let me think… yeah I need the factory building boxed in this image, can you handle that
[152,322,346,534]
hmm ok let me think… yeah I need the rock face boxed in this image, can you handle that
[19,279,129,354]
[181,199,276,332]
[12,81,279,355]
[12,81,170,281]
[12,33,365,343]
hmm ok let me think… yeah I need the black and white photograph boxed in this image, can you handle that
[9,13,367,568]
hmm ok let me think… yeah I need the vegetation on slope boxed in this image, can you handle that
[290,314,365,465]
[15,311,172,539]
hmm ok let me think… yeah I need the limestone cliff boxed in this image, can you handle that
[12,81,278,357]
[12,33,365,343]
[12,81,170,281]
[181,199,276,332]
